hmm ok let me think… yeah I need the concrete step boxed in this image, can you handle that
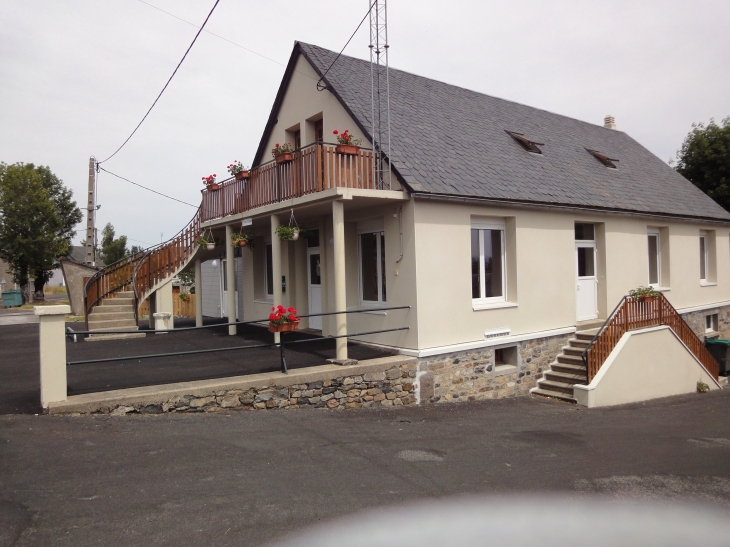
[575,329,600,341]
[563,346,585,357]
[530,387,577,403]
[101,297,134,306]
[89,311,135,321]
[575,320,605,331]
[87,332,146,342]
[557,354,585,366]
[550,361,587,376]
[88,318,138,329]
[545,370,587,385]
[536,379,575,396]
[568,338,590,349]
[115,291,134,298]
[92,304,134,313]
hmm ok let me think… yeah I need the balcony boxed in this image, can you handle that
[201,143,381,222]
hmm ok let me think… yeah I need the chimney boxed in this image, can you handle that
[604,115,617,130]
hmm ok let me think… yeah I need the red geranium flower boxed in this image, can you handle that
[333,130,338,135]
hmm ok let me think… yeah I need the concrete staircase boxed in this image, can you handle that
[87,291,146,341]
[530,323,603,402]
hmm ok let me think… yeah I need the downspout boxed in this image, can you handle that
[395,206,403,264]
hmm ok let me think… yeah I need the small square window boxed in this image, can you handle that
[494,346,518,373]
[706,314,718,333]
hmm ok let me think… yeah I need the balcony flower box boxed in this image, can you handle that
[202,174,218,191]
[268,305,300,333]
[228,161,249,180]
[206,183,220,191]
[272,143,293,164]
[335,144,360,155]
[275,153,293,165]
[629,286,661,303]
[234,170,249,181]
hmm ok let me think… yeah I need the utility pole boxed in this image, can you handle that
[85,157,97,266]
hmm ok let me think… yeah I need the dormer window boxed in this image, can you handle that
[586,149,619,169]
[506,131,543,154]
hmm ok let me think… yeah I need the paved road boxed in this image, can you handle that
[2,390,730,546]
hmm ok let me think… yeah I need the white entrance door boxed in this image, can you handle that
[576,242,598,321]
[307,248,323,330]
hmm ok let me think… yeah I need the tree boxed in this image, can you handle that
[0,163,82,302]
[674,116,730,212]
[99,223,128,265]
[129,245,145,256]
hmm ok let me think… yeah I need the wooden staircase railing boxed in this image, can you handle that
[582,294,719,383]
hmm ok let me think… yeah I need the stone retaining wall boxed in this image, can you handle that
[101,360,417,415]
[681,304,730,341]
[416,332,572,404]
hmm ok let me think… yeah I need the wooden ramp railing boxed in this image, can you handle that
[583,294,719,383]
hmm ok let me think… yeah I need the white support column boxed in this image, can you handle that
[225,224,237,335]
[152,279,174,331]
[332,200,347,360]
[35,305,70,408]
[271,214,282,344]
[194,258,203,327]
[318,215,329,336]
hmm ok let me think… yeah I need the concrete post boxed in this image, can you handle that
[225,224,237,335]
[271,214,282,345]
[194,258,203,327]
[332,200,347,360]
[150,280,174,330]
[318,216,329,336]
[35,305,70,408]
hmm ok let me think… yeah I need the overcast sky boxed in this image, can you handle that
[1,0,728,249]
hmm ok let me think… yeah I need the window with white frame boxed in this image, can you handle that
[647,229,660,287]
[700,231,708,282]
[358,219,386,303]
[265,243,273,296]
[706,313,718,333]
[471,219,506,303]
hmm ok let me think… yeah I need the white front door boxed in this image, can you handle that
[307,248,322,330]
[576,242,598,321]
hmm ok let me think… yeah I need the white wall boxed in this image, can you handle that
[201,259,222,318]
[574,326,720,407]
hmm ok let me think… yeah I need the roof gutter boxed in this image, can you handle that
[411,192,730,226]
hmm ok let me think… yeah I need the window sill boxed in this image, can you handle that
[349,304,388,316]
[650,286,671,292]
[473,301,518,311]
[700,281,718,287]
[494,364,518,375]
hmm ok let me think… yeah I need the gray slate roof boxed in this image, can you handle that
[297,42,730,222]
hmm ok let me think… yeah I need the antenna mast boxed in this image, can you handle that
[369,0,391,190]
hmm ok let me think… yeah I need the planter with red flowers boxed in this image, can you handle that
[227,160,250,181]
[268,305,300,333]
[271,143,294,164]
[202,174,219,191]
[333,129,363,155]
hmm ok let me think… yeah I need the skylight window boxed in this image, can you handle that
[505,131,543,154]
[586,149,619,169]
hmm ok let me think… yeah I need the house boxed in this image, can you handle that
[90,42,730,405]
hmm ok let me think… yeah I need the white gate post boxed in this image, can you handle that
[35,305,70,408]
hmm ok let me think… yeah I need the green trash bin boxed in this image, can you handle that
[705,338,730,376]
[1,290,22,308]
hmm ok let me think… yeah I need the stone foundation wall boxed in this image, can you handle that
[102,360,417,415]
[416,333,572,404]
[680,304,730,341]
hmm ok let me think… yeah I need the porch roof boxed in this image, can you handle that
[260,42,730,223]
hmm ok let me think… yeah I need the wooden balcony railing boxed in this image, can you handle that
[201,143,379,222]
[583,293,719,383]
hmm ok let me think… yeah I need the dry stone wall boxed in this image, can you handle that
[416,333,571,404]
[681,305,730,341]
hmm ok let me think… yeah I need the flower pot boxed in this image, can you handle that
[275,153,293,164]
[268,320,300,333]
[291,229,300,241]
[206,243,215,251]
[335,144,360,155]
[207,183,220,191]
[234,171,249,181]
[238,239,247,247]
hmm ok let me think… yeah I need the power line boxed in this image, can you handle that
[317,1,376,91]
[98,0,221,164]
[98,167,199,208]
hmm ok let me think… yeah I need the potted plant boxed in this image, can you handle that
[227,160,249,180]
[275,225,299,241]
[202,174,219,191]
[198,234,216,251]
[268,305,300,333]
[333,129,362,155]
[271,143,294,164]
[629,286,661,302]
[231,229,255,248]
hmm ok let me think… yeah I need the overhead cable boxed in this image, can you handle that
[98,167,198,208]
[98,0,221,164]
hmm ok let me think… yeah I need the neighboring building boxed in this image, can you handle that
[93,42,730,404]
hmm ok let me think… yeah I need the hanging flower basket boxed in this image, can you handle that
[268,305,300,333]
[335,144,360,155]
[234,170,250,180]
